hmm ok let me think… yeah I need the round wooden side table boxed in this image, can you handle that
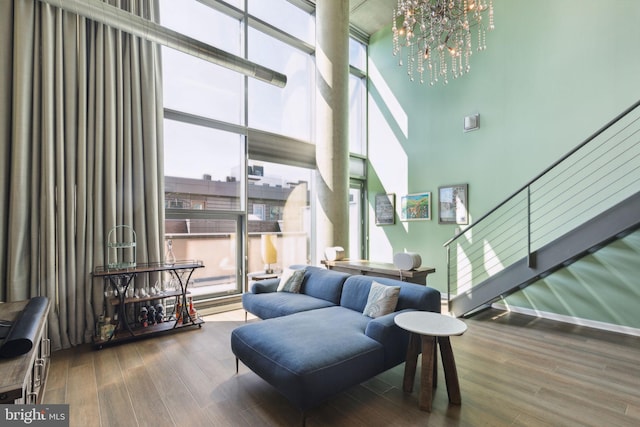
[394,311,467,412]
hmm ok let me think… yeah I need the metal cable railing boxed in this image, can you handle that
[444,99,640,300]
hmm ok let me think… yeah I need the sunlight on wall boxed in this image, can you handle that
[367,59,408,138]
[563,258,628,325]
[456,244,472,293]
[504,238,640,330]
[459,212,474,243]
[368,61,410,239]
[483,240,505,277]
[368,221,393,260]
[547,281,575,317]
[592,232,640,289]
[315,46,335,189]
[316,46,332,87]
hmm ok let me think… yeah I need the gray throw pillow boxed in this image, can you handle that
[277,268,306,293]
[362,281,401,318]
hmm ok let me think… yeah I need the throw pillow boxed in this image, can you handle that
[362,281,401,318]
[276,267,306,293]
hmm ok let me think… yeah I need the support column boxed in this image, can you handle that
[315,0,350,261]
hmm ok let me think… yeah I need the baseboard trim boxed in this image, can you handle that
[196,295,242,316]
[491,303,640,337]
[199,302,243,316]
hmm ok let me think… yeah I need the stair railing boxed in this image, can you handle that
[444,99,640,305]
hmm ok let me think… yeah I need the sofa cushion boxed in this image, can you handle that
[362,281,400,318]
[276,267,306,293]
[242,292,336,319]
[341,275,442,314]
[231,306,384,410]
[292,265,350,304]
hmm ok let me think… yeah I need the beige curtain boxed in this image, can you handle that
[0,0,164,350]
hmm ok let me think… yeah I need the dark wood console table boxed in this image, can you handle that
[321,260,435,285]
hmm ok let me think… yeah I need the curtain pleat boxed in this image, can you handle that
[8,0,36,303]
[76,17,92,344]
[0,0,12,305]
[62,10,80,346]
[40,3,65,350]
[1,0,163,350]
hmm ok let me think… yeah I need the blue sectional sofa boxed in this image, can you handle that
[232,265,441,412]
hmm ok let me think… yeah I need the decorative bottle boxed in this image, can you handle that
[188,296,197,322]
[165,239,176,265]
[96,315,105,340]
[176,301,182,324]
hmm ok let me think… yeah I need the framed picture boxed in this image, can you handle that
[401,192,431,221]
[375,193,395,225]
[438,184,469,224]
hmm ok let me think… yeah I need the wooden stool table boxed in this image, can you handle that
[394,311,467,411]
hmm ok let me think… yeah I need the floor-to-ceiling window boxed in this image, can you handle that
[160,0,368,302]
[349,37,367,157]
[245,0,315,272]
[349,35,368,259]
[160,0,246,302]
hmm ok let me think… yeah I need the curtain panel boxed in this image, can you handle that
[0,0,164,350]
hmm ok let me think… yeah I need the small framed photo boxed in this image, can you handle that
[375,193,395,225]
[401,192,431,221]
[438,184,469,225]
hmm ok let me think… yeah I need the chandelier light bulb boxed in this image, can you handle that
[392,0,495,85]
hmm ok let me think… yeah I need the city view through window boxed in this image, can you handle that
[160,0,367,301]
[165,160,312,297]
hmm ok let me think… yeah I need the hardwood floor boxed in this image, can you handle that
[44,308,640,427]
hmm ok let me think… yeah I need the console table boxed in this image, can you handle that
[321,260,435,285]
[93,260,204,348]
[0,299,51,404]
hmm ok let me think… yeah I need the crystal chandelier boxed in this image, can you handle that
[392,0,494,85]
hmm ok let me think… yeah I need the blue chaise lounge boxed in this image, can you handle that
[231,265,441,413]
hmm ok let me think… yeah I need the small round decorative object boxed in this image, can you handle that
[393,252,422,270]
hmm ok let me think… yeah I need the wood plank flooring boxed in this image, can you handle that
[44,308,640,427]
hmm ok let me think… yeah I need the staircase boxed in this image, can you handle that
[445,100,640,318]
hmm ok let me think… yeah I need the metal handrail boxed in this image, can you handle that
[443,98,640,248]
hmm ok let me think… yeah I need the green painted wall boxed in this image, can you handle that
[505,230,640,328]
[366,0,640,328]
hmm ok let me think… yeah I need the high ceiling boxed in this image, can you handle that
[306,0,394,37]
[348,0,394,36]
